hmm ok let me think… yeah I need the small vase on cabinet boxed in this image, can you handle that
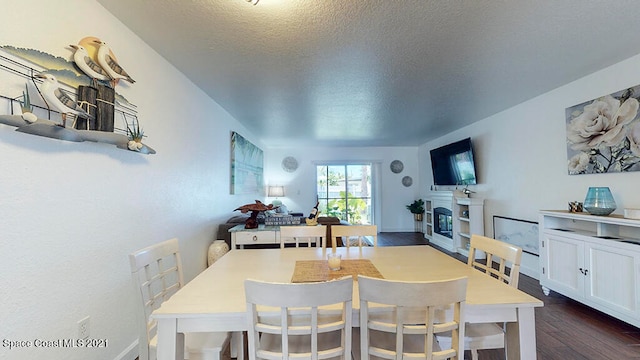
[583,187,616,216]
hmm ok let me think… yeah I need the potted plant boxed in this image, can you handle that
[406,199,425,221]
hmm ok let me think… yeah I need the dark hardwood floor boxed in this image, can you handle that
[378,232,640,359]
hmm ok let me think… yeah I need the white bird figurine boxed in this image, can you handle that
[94,40,135,87]
[35,73,94,127]
[69,44,110,86]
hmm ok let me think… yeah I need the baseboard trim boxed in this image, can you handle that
[114,339,138,360]
[429,236,455,252]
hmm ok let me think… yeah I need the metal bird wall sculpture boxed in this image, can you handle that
[35,73,94,127]
[94,40,135,88]
[69,44,110,86]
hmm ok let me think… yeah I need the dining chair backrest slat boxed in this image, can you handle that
[245,276,353,360]
[467,234,522,287]
[358,275,467,360]
[279,225,327,249]
[331,225,377,250]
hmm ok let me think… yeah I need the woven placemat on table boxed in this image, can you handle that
[291,259,383,283]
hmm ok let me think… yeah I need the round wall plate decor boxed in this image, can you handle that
[402,176,413,187]
[282,156,298,172]
[390,160,404,173]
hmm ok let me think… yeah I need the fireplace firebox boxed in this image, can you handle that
[434,207,453,239]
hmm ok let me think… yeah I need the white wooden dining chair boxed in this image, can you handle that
[129,238,241,360]
[331,225,377,250]
[244,276,353,360]
[357,275,467,360]
[468,234,522,288]
[437,234,523,360]
[279,225,327,248]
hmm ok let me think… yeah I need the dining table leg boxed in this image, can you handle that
[232,331,245,360]
[505,307,537,360]
[156,318,185,360]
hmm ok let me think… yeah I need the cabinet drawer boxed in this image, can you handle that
[235,231,276,245]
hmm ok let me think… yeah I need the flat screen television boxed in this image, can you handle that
[430,137,478,186]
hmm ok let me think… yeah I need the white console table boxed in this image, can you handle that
[539,210,640,327]
[229,224,322,249]
[229,224,280,249]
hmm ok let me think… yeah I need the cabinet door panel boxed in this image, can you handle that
[544,234,583,298]
[587,244,638,317]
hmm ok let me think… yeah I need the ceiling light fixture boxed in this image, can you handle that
[246,0,259,5]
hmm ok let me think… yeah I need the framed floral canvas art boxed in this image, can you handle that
[566,86,640,175]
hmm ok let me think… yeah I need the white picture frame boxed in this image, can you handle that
[493,216,539,256]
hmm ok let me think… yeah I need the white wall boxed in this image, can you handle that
[0,1,262,359]
[264,146,420,232]
[419,49,640,277]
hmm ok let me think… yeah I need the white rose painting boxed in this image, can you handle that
[566,86,640,174]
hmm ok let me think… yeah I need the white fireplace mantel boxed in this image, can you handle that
[425,191,484,258]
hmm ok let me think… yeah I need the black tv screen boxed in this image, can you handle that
[430,138,478,186]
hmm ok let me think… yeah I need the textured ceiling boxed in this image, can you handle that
[97,0,640,147]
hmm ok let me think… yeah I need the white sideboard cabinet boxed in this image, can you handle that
[539,210,640,327]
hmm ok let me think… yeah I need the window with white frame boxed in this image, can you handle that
[316,163,373,224]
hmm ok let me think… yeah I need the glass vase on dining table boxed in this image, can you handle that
[327,253,341,270]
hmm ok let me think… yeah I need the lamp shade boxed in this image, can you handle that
[268,186,285,197]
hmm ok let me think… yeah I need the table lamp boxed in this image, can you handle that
[267,186,285,207]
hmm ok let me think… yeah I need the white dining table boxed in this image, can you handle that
[152,245,543,360]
